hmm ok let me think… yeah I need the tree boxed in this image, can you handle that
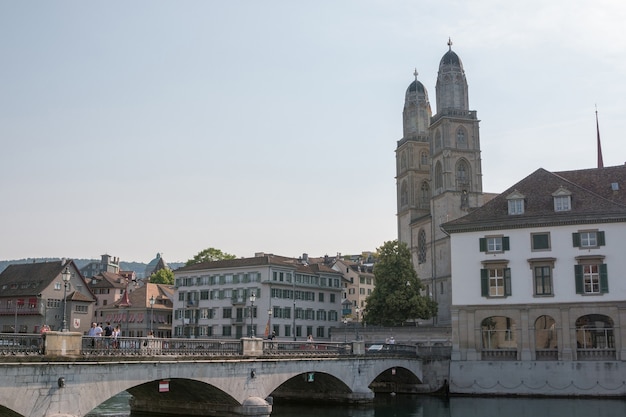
[185,247,236,266]
[363,240,437,326]
[149,268,174,285]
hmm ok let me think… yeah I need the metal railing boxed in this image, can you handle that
[81,336,242,357]
[0,334,42,355]
[262,341,352,356]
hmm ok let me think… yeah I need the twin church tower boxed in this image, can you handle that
[396,40,486,325]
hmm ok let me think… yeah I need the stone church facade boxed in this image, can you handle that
[396,41,489,325]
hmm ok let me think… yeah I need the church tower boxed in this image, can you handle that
[396,70,432,249]
[397,40,484,326]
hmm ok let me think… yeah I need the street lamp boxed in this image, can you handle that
[267,309,272,338]
[61,267,71,332]
[355,307,360,340]
[343,318,348,343]
[149,295,155,334]
[249,292,256,337]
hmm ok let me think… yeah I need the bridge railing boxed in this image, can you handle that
[0,334,42,355]
[81,336,242,357]
[262,341,352,356]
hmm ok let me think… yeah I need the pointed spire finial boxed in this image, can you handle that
[596,104,604,169]
[447,37,453,51]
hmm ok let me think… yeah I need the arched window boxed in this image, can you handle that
[481,316,517,360]
[435,161,443,190]
[401,151,407,170]
[456,127,467,148]
[575,314,615,360]
[435,130,442,150]
[400,180,408,207]
[418,229,427,264]
[419,181,430,208]
[535,315,557,360]
[456,159,469,189]
[420,151,428,167]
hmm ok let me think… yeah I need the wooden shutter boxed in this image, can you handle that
[600,264,609,293]
[574,265,584,294]
[598,231,606,246]
[479,238,486,252]
[504,268,512,296]
[503,236,510,251]
[572,232,581,248]
[480,269,489,296]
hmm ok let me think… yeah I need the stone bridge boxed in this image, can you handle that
[0,333,450,417]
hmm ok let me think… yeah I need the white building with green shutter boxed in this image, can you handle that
[442,165,626,396]
[172,253,344,340]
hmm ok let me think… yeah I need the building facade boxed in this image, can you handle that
[172,253,344,340]
[396,41,489,326]
[0,260,95,334]
[442,165,626,392]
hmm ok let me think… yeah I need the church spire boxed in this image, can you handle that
[596,105,604,169]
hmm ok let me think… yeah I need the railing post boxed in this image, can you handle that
[44,331,82,357]
[352,340,365,355]
[242,337,263,357]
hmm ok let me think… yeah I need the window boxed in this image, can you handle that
[479,236,509,253]
[418,229,427,264]
[456,160,469,189]
[508,199,524,215]
[420,151,428,166]
[456,127,466,148]
[530,260,554,296]
[573,230,605,248]
[531,232,551,251]
[552,186,572,212]
[435,161,443,190]
[400,180,408,207]
[481,263,511,297]
[223,308,232,319]
[575,259,608,295]
[506,190,525,215]
[554,195,571,212]
[419,182,430,208]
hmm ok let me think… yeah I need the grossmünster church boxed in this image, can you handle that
[396,41,490,325]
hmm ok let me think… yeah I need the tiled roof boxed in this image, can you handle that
[176,254,342,276]
[442,165,626,233]
[0,260,67,297]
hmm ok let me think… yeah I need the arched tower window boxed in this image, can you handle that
[435,130,442,151]
[456,159,470,190]
[401,151,407,170]
[418,229,427,264]
[400,180,408,207]
[435,161,443,190]
[420,151,428,167]
[420,181,430,208]
[456,127,467,148]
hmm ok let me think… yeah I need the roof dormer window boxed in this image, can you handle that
[506,190,525,215]
[552,186,572,212]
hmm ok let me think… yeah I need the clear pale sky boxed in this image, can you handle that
[1,1,625,263]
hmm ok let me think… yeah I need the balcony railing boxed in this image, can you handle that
[481,349,517,361]
[577,348,616,361]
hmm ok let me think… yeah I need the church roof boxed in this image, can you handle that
[407,80,426,94]
[440,49,462,67]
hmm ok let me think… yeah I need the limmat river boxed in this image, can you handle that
[86,391,626,417]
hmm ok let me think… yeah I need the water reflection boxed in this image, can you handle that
[87,392,626,417]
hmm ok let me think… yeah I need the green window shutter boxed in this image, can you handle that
[600,264,609,293]
[479,238,486,252]
[572,232,581,248]
[598,231,606,246]
[503,237,510,251]
[480,269,489,296]
[574,265,584,294]
[504,268,512,296]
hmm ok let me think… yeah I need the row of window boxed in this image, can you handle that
[174,324,327,339]
[507,186,578,215]
[175,307,340,322]
[481,262,608,298]
[480,230,605,253]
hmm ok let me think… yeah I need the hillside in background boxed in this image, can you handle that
[0,258,185,276]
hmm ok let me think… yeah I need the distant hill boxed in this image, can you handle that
[0,258,185,276]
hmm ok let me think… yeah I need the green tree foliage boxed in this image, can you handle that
[149,268,174,285]
[363,240,437,326]
[185,247,236,266]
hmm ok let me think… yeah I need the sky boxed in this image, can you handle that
[1,1,625,264]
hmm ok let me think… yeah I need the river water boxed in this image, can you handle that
[87,392,626,417]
